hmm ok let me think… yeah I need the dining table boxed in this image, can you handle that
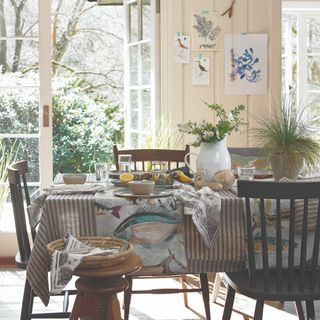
[26,174,246,306]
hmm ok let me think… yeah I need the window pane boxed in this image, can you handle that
[142,88,151,128]
[142,0,151,40]
[130,45,138,85]
[130,90,138,130]
[3,137,39,182]
[0,88,39,134]
[142,42,151,85]
[307,93,320,124]
[131,110,138,130]
[129,1,138,43]
[308,55,320,91]
[307,17,320,54]
[130,132,139,148]
[3,0,38,37]
[0,39,39,86]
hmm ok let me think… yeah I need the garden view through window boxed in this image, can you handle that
[0,0,155,224]
[282,1,320,120]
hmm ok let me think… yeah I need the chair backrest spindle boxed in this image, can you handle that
[238,180,320,294]
[113,145,190,173]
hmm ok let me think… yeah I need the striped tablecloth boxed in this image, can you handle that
[27,190,245,306]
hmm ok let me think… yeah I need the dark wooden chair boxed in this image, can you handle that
[8,160,76,320]
[222,180,320,320]
[113,146,210,320]
[113,144,190,173]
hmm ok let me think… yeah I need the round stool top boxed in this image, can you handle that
[74,254,142,278]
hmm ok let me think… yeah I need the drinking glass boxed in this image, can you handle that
[95,162,109,182]
[118,154,132,172]
[151,161,167,184]
[237,166,255,180]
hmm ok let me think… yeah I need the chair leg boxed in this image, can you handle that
[306,300,315,320]
[123,275,133,320]
[180,274,189,307]
[253,300,264,320]
[222,285,235,320]
[63,290,69,312]
[212,273,222,303]
[20,280,33,320]
[199,273,211,320]
[295,301,305,320]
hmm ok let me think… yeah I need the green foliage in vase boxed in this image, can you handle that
[52,79,124,174]
[253,98,320,165]
[178,102,245,147]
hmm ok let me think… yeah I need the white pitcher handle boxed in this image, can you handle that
[184,152,198,174]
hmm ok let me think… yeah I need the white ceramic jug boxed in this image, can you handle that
[184,137,231,181]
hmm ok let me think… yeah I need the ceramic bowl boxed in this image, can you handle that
[128,180,155,195]
[63,173,86,184]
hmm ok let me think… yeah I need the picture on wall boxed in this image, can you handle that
[174,34,190,64]
[224,34,268,95]
[192,12,221,51]
[193,56,210,85]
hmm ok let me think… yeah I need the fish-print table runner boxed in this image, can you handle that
[27,188,245,306]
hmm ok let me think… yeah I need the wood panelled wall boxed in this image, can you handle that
[160,0,281,149]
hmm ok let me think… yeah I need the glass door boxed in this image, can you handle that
[0,0,52,198]
[123,0,158,148]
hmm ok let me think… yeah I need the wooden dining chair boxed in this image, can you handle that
[113,146,210,320]
[113,144,190,173]
[222,180,320,320]
[8,160,76,320]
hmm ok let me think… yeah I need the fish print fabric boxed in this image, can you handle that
[95,189,187,274]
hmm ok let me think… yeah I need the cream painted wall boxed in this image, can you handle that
[160,0,282,150]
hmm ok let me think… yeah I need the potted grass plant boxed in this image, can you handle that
[253,98,320,180]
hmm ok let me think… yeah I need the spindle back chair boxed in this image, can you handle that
[222,180,320,320]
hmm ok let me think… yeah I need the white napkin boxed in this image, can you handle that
[44,184,105,194]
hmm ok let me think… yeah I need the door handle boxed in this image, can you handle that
[43,105,49,127]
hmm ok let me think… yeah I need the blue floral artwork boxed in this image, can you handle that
[224,34,268,95]
[232,48,261,83]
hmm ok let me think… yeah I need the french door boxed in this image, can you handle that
[0,0,52,193]
[123,0,159,148]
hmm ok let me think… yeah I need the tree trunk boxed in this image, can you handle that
[0,0,7,73]
[11,0,26,72]
[52,0,87,75]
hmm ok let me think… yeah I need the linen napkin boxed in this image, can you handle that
[50,234,127,294]
[44,184,105,195]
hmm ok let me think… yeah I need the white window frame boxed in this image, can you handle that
[0,0,52,190]
[123,0,159,148]
[283,1,320,110]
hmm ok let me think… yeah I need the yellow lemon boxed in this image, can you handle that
[119,173,134,182]
[179,174,192,183]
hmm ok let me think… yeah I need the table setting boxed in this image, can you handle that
[26,156,247,306]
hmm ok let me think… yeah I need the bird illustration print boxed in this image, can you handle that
[176,37,189,58]
[196,60,208,76]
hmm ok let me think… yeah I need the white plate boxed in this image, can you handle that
[113,189,173,199]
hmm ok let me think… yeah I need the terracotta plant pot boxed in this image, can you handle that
[270,154,303,181]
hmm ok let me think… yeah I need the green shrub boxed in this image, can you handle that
[52,81,124,174]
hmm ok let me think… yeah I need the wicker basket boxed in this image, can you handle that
[47,236,133,269]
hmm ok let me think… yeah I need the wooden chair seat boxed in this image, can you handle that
[223,270,320,301]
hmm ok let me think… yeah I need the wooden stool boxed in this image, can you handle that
[70,254,142,320]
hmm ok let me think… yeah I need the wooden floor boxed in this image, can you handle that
[0,268,314,320]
